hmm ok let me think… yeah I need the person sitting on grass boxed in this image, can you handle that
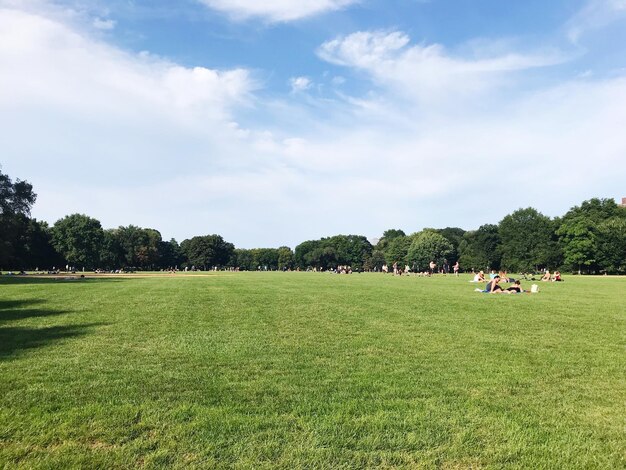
[484,275,504,293]
[552,271,563,282]
[541,270,551,282]
[471,270,486,282]
[506,280,524,293]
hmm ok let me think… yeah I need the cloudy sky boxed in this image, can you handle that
[1,0,625,248]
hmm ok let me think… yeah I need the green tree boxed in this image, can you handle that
[557,198,622,273]
[498,208,556,272]
[100,229,124,269]
[294,240,321,269]
[458,224,501,271]
[384,235,411,266]
[363,250,386,271]
[433,227,466,264]
[112,225,162,269]
[51,214,105,269]
[180,234,234,270]
[406,231,453,270]
[277,246,295,270]
[596,217,626,274]
[0,168,37,269]
[323,235,372,270]
[157,239,184,269]
[376,229,406,252]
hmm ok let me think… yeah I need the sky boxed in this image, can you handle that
[1,0,625,248]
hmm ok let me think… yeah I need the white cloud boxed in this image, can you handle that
[567,0,626,42]
[92,17,115,30]
[197,0,358,22]
[289,76,313,93]
[318,31,565,104]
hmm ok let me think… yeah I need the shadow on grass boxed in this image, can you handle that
[0,323,106,360]
[0,275,129,285]
[0,298,67,323]
[0,299,106,360]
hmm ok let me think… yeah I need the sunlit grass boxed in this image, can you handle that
[1,273,624,468]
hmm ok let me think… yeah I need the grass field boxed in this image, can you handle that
[0,273,624,469]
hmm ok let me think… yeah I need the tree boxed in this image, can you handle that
[557,198,623,273]
[157,239,184,269]
[294,240,321,269]
[596,217,626,274]
[363,250,386,271]
[180,234,234,270]
[0,168,37,268]
[433,227,466,264]
[406,231,453,270]
[384,235,411,265]
[100,229,124,270]
[51,214,105,269]
[112,225,162,269]
[0,168,36,217]
[376,229,406,252]
[498,208,558,272]
[458,224,501,271]
[323,235,372,270]
[277,246,295,270]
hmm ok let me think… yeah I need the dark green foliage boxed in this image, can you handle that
[406,231,453,270]
[557,198,624,273]
[110,225,162,269]
[0,168,36,216]
[498,208,558,272]
[51,214,105,269]
[383,236,411,265]
[157,239,184,269]
[0,169,38,268]
[294,235,372,270]
[596,217,626,274]
[180,234,235,270]
[458,224,501,271]
[433,227,465,263]
[363,249,386,271]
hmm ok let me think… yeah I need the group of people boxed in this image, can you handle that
[541,270,562,282]
[480,275,527,294]
[381,260,460,277]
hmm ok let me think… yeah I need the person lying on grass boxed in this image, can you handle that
[481,276,526,294]
[505,280,524,293]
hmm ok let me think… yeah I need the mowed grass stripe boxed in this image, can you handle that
[0,273,624,468]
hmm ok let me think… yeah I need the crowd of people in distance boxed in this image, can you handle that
[379,260,460,277]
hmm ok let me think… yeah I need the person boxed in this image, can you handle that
[552,271,562,282]
[471,270,485,282]
[429,261,436,275]
[498,270,511,283]
[453,261,459,276]
[489,269,497,279]
[442,260,449,275]
[541,269,551,282]
[484,275,504,293]
[506,280,524,293]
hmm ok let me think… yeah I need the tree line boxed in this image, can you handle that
[1,168,625,274]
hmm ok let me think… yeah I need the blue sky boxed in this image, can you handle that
[1,0,625,248]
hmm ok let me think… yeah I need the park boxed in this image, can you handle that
[3,1,626,468]
[1,271,624,468]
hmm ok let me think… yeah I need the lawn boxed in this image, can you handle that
[0,273,624,468]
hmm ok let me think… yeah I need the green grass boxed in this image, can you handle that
[1,273,624,469]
